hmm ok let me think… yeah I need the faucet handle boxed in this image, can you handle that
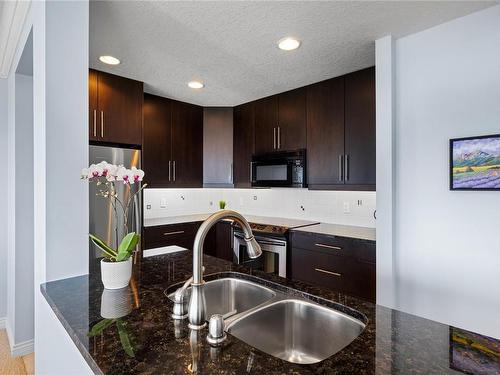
[207,314,227,346]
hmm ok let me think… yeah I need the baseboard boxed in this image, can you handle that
[11,338,34,357]
[0,317,5,329]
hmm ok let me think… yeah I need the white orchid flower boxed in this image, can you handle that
[116,166,131,183]
[88,163,104,179]
[130,166,145,183]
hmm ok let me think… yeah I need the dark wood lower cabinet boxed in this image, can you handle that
[143,221,234,262]
[290,231,376,302]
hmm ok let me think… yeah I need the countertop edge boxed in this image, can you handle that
[40,284,104,375]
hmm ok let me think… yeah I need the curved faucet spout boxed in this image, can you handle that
[188,210,262,329]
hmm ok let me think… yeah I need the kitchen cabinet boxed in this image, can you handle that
[203,108,234,187]
[306,67,375,190]
[171,100,203,187]
[290,231,375,302]
[344,67,376,187]
[143,222,201,250]
[233,102,254,188]
[144,221,233,262]
[88,69,143,146]
[253,89,306,154]
[254,96,278,154]
[306,76,345,187]
[143,94,203,188]
[143,94,172,187]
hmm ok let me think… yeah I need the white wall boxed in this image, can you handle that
[145,188,376,228]
[378,5,500,338]
[0,78,7,323]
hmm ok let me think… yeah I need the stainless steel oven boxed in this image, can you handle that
[251,149,306,188]
[233,231,287,278]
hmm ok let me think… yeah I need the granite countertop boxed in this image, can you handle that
[144,213,319,229]
[291,223,376,241]
[41,253,499,374]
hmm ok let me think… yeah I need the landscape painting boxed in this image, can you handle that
[450,134,500,190]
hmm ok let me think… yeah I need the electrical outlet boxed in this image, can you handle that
[343,202,350,214]
[253,195,257,201]
[146,204,151,210]
[160,198,167,208]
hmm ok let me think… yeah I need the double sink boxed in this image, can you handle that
[167,273,366,365]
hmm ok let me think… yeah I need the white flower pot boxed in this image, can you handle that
[100,287,133,319]
[100,258,132,290]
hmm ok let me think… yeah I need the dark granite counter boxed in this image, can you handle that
[41,252,499,374]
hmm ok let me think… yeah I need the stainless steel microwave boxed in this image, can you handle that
[251,150,306,188]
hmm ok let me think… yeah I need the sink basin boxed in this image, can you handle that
[226,299,365,364]
[168,277,276,319]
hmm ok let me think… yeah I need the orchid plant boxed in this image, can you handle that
[81,161,147,262]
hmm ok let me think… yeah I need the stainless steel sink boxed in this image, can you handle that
[226,299,365,364]
[167,277,276,319]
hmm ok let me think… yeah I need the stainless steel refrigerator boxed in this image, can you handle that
[89,145,142,259]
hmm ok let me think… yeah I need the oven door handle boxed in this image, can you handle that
[234,233,286,247]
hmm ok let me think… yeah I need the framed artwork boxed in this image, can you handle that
[450,134,500,190]
[449,327,500,374]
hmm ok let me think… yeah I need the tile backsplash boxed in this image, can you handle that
[144,188,376,228]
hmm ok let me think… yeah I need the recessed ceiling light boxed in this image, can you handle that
[99,55,120,65]
[188,81,204,89]
[278,37,301,51]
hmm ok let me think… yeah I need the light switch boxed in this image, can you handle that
[160,198,167,208]
[343,202,350,214]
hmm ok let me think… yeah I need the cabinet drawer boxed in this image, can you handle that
[143,222,201,250]
[290,231,375,263]
[291,246,375,302]
[291,247,351,292]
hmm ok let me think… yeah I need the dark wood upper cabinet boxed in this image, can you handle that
[171,100,203,187]
[344,67,376,187]
[89,69,143,146]
[277,87,306,151]
[306,77,345,187]
[253,89,306,154]
[233,102,255,188]
[254,96,278,154]
[89,69,98,142]
[143,95,203,188]
[143,94,172,188]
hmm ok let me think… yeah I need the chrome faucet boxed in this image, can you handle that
[187,210,262,330]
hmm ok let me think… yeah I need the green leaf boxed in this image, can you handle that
[116,319,135,357]
[88,318,115,337]
[89,234,118,259]
[116,233,140,262]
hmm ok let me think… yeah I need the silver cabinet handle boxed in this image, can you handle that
[315,243,342,251]
[173,160,176,182]
[273,127,276,149]
[100,110,104,138]
[93,109,97,137]
[168,160,171,182]
[163,230,185,236]
[277,126,281,149]
[315,268,342,277]
[338,155,344,182]
[344,154,349,181]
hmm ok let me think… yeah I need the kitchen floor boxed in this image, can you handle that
[0,330,34,375]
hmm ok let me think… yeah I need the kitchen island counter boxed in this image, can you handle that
[41,252,498,374]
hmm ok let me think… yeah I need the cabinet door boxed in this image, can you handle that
[171,101,203,187]
[97,71,143,146]
[215,221,234,262]
[254,96,278,154]
[278,88,306,151]
[233,102,254,187]
[89,69,98,141]
[143,94,172,188]
[306,77,345,187]
[344,67,376,188]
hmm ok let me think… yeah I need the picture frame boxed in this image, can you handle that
[449,134,500,190]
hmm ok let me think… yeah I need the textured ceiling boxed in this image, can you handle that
[90,1,497,106]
